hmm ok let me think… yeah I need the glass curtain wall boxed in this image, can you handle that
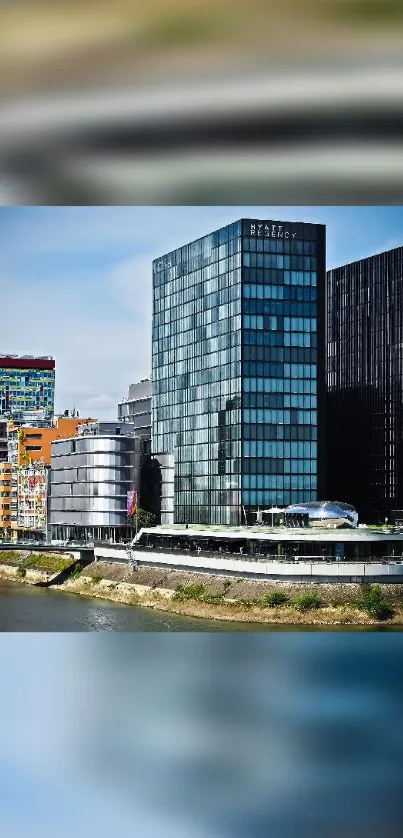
[241,219,324,510]
[152,221,242,525]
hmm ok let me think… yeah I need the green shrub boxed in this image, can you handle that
[201,593,224,604]
[263,591,289,607]
[357,584,394,621]
[174,584,224,604]
[16,565,26,578]
[174,584,205,601]
[293,592,322,612]
[91,572,103,585]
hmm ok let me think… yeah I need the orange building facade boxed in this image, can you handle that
[7,416,96,468]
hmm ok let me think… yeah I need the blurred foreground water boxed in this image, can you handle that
[0,625,403,837]
[1,1,403,203]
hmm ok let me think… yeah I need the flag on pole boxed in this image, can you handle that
[127,490,138,517]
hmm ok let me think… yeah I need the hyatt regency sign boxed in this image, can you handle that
[243,220,297,239]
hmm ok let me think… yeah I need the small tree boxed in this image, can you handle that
[128,507,156,531]
[357,584,393,621]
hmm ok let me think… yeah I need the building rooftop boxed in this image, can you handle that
[146,525,403,543]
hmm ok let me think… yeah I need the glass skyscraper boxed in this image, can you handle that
[152,218,325,525]
[327,246,403,523]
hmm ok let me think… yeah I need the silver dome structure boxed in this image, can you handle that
[284,501,358,528]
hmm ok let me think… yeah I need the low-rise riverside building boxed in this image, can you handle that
[49,421,143,543]
[93,525,403,584]
[6,414,95,542]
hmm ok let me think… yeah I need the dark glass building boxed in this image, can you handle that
[152,218,326,525]
[327,246,403,522]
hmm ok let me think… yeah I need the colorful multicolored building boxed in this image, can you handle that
[0,462,12,538]
[0,355,55,426]
[7,415,95,540]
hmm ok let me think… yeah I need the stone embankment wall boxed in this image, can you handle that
[0,550,80,586]
[56,560,403,626]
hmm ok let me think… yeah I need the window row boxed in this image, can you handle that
[242,455,316,474]
[243,237,317,255]
[243,330,317,349]
[176,458,240,477]
[174,442,241,462]
[242,486,316,504]
[243,441,317,460]
[243,461,317,481]
[243,315,316,333]
[242,408,317,426]
[243,282,317,301]
[243,253,317,272]
[154,363,241,385]
[243,346,316,364]
[243,268,317,287]
[152,314,242,341]
[243,377,317,394]
[242,362,317,380]
[243,424,317,442]
[154,266,241,300]
[242,299,316,316]
[243,474,317,491]
[153,323,242,353]
[154,296,242,326]
[153,391,240,410]
[154,250,242,285]
[243,393,316,409]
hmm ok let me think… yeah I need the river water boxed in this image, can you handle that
[0,580,400,631]
[0,589,403,838]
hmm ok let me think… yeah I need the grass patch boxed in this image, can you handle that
[174,584,205,601]
[174,584,224,605]
[91,572,103,585]
[24,553,74,573]
[16,565,26,578]
[356,584,394,621]
[0,550,74,574]
[262,591,289,607]
[0,551,26,565]
[293,592,322,612]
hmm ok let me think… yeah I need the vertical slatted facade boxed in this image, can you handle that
[326,248,403,522]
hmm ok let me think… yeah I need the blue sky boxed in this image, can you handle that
[1,206,402,419]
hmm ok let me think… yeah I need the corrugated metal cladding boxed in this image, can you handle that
[49,434,142,527]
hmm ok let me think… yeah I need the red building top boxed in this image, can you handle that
[0,356,55,371]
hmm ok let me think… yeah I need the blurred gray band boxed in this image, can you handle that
[1,64,402,204]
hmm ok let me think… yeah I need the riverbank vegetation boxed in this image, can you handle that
[54,562,403,626]
[1,554,402,626]
[0,550,75,574]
